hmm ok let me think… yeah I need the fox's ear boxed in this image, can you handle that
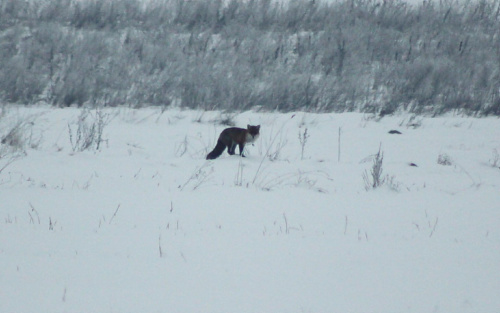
[247,124,250,128]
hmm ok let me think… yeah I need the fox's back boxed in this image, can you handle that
[220,127,248,143]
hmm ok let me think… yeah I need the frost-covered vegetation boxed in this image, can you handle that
[1,0,500,114]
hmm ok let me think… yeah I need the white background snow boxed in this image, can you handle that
[1,106,499,312]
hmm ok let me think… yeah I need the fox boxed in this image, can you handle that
[206,125,260,160]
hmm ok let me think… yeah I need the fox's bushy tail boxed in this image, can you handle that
[206,140,225,160]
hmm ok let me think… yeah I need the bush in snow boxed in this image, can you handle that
[68,108,110,152]
[363,145,385,190]
[0,110,43,152]
[298,127,309,160]
[437,153,453,166]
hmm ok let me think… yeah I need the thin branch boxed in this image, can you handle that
[109,204,121,224]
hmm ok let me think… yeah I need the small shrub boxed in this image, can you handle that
[385,175,401,192]
[193,111,205,124]
[1,114,42,152]
[400,114,423,129]
[1,120,28,149]
[363,145,385,190]
[362,146,402,191]
[298,127,309,160]
[216,113,237,127]
[68,108,111,152]
[437,153,453,166]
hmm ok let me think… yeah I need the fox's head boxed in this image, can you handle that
[246,124,260,142]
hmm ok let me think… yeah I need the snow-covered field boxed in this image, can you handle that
[1,106,499,313]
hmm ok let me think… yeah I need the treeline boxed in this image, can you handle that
[1,0,500,115]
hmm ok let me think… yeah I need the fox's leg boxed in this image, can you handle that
[228,143,236,155]
[238,143,246,157]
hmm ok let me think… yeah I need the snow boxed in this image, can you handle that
[1,106,499,313]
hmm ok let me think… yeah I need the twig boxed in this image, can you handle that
[158,234,163,258]
[344,215,348,235]
[429,217,438,238]
[49,217,56,230]
[133,168,142,179]
[283,213,289,234]
[29,202,41,224]
[62,287,67,303]
[109,204,121,224]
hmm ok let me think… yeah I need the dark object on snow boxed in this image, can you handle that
[388,130,402,134]
[409,163,418,167]
[206,125,260,159]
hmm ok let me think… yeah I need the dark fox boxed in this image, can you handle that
[206,125,260,160]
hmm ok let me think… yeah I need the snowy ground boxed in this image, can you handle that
[0,106,499,313]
